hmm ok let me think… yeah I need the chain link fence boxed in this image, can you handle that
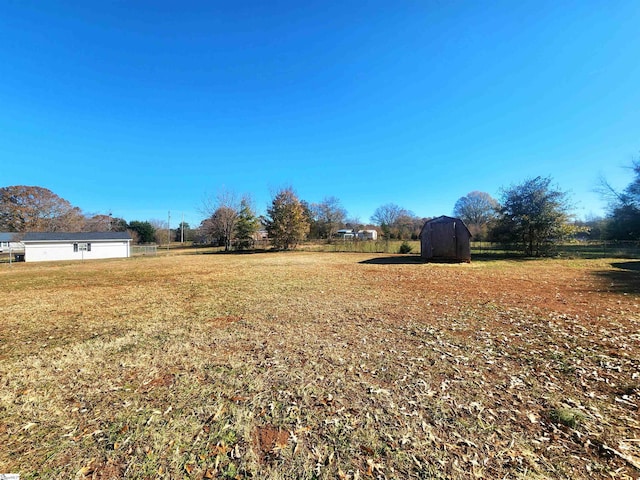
[131,245,158,256]
[471,241,640,259]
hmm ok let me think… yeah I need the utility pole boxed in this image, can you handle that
[167,210,171,251]
[181,212,184,244]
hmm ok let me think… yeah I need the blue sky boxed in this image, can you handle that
[1,1,638,227]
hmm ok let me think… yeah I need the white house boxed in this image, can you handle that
[0,232,25,254]
[22,232,132,262]
[357,229,378,241]
[335,229,355,239]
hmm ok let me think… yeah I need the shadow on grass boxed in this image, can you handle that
[594,261,640,294]
[359,256,425,265]
[360,253,556,264]
[190,248,272,255]
[470,252,530,262]
[359,251,542,264]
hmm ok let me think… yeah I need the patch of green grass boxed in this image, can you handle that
[549,408,586,429]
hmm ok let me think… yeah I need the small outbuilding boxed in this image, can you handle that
[419,216,471,262]
[22,232,132,262]
[357,229,378,241]
[335,229,355,239]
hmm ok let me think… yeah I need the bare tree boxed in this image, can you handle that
[200,189,242,251]
[206,206,238,250]
[344,217,363,232]
[371,203,406,227]
[201,188,237,219]
[310,196,347,240]
[596,173,626,207]
[452,191,499,240]
[394,213,424,240]
[84,214,128,232]
[149,219,169,245]
[370,203,414,239]
[598,159,640,240]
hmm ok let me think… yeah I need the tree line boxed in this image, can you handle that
[1,159,639,256]
[452,162,640,256]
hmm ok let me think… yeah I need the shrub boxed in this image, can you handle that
[398,241,413,254]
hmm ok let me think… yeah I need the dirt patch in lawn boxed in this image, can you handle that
[253,425,291,463]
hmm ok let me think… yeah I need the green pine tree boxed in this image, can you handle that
[235,199,260,250]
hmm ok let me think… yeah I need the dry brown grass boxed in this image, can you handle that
[1,252,639,479]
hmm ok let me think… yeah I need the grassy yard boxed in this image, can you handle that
[1,252,639,479]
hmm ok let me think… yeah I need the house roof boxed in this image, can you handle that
[22,232,132,242]
[0,232,20,242]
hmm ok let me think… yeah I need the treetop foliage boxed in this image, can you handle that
[198,190,259,250]
[263,188,310,250]
[127,220,156,244]
[370,203,423,240]
[0,185,85,232]
[493,176,572,256]
[309,196,347,240]
[235,199,260,250]
[453,191,498,225]
[452,191,499,241]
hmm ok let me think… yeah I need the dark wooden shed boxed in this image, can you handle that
[419,216,471,262]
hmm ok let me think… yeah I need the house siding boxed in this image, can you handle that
[24,240,130,262]
[22,232,131,262]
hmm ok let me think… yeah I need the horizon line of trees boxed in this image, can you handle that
[2,158,639,256]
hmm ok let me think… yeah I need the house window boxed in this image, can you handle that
[74,242,91,252]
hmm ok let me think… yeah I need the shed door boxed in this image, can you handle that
[430,221,456,258]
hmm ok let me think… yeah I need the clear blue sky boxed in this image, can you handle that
[2,1,638,227]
